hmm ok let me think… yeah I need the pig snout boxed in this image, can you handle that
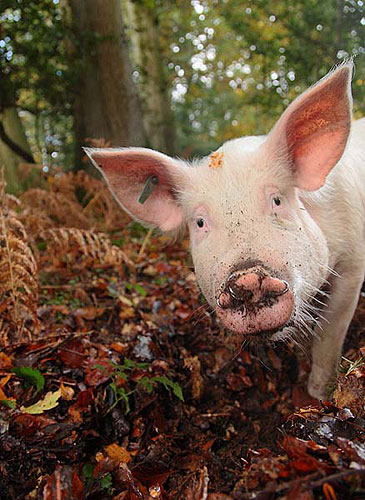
[216,267,294,336]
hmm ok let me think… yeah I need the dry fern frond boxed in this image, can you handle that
[19,171,125,232]
[20,189,90,230]
[40,228,134,272]
[18,207,55,240]
[0,182,40,345]
[50,170,125,231]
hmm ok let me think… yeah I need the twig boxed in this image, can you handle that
[310,469,365,489]
[251,468,365,498]
[82,191,102,214]
[137,227,153,261]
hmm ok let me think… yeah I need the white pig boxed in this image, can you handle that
[85,62,365,399]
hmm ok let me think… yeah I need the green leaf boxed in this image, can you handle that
[125,282,147,297]
[37,241,47,251]
[122,358,148,371]
[153,375,184,402]
[12,366,45,392]
[171,382,184,402]
[138,377,154,394]
[0,399,16,409]
[133,283,147,297]
[82,463,95,488]
[100,473,112,490]
[110,383,131,414]
[112,237,124,247]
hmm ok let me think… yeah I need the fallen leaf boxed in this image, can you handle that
[20,389,62,414]
[74,307,105,320]
[0,352,13,370]
[60,381,75,401]
[105,442,131,464]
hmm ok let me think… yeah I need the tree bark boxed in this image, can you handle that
[70,0,147,167]
[123,0,177,155]
[0,107,34,193]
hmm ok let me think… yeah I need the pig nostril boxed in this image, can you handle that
[228,284,240,300]
[216,295,228,309]
[271,280,290,297]
[228,284,253,302]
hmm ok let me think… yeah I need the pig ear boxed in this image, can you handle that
[84,147,188,231]
[267,63,353,190]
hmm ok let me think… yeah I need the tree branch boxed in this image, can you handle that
[0,121,35,163]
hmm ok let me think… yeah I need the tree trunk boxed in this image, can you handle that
[0,107,34,193]
[70,0,146,167]
[123,0,177,155]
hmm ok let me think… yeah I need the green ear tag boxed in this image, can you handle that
[138,175,159,204]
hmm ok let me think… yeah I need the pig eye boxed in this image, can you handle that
[196,218,205,228]
[273,196,281,207]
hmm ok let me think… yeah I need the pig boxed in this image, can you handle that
[85,62,365,400]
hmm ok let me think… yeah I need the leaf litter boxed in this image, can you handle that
[0,168,363,499]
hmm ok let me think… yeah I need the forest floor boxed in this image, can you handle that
[0,167,364,499]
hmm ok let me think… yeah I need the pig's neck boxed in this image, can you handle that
[299,119,365,276]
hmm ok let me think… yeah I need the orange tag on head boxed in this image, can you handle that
[209,151,224,169]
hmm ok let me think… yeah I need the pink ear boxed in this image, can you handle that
[267,63,353,190]
[84,148,187,231]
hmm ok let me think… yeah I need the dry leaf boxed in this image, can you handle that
[60,382,75,401]
[20,389,62,414]
[105,443,131,464]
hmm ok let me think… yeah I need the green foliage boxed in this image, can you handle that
[82,463,95,489]
[125,282,147,297]
[341,356,365,376]
[1,0,74,166]
[100,473,113,492]
[0,399,16,409]
[12,366,45,392]
[104,358,184,414]
[1,0,364,168]
[160,0,365,155]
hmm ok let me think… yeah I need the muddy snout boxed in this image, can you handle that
[216,267,294,335]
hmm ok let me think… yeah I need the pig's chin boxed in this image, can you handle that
[216,291,295,339]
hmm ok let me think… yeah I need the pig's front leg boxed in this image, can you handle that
[308,266,364,400]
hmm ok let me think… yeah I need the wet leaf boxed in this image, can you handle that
[20,389,62,414]
[105,443,131,464]
[12,366,45,392]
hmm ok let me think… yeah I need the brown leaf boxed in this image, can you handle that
[291,456,321,473]
[0,352,13,370]
[58,340,87,369]
[60,381,75,401]
[105,443,131,464]
[68,388,94,422]
[84,358,114,387]
[184,356,201,399]
[73,307,105,320]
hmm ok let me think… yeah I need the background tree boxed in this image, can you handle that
[161,0,364,156]
[1,0,364,188]
[69,0,147,167]
[122,0,177,155]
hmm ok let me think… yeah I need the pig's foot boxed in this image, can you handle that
[308,365,336,400]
